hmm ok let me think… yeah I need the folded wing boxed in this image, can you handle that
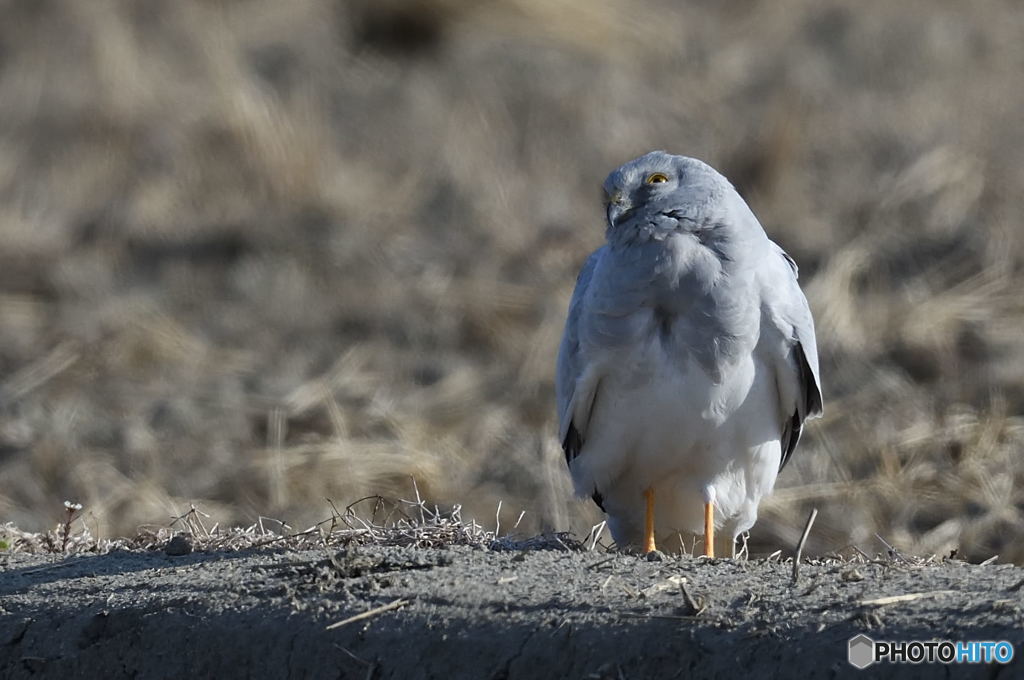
[761,241,824,470]
[555,247,605,464]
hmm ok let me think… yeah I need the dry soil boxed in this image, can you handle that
[2,545,1022,679]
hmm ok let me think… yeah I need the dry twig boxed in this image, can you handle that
[325,599,409,630]
[791,508,818,583]
[859,591,955,607]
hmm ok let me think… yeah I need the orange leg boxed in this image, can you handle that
[643,487,657,553]
[703,501,715,557]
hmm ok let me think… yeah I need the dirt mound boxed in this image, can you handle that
[2,545,1021,679]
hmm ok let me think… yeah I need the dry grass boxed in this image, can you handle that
[0,0,1022,562]
[0,492,580,556]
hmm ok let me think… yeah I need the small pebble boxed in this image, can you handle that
[164,535,193,556]
[841,568,864,582]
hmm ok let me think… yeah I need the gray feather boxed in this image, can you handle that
[553,151,823,546]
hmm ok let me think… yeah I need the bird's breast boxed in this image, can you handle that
[600,232,732,312]
[655,231,726,294]
[584,233,760,382]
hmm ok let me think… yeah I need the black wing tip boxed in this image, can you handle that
[779,410,803,472]
[794,341,823,418]
[562,424,603,511]
[562,422,582,466]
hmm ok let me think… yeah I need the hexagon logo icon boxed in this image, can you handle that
[848,634,876,669]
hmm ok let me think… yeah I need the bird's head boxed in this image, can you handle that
[601,151,760,249]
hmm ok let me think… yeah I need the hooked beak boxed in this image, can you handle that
[606,191,632,227]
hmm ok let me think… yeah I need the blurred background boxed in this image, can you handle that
[0,0,1022,562]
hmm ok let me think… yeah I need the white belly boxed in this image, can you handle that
[570,329,784,546]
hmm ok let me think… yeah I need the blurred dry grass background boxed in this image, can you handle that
[1,0,1023,562]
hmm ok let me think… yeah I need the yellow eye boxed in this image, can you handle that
[646,173,669,184]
